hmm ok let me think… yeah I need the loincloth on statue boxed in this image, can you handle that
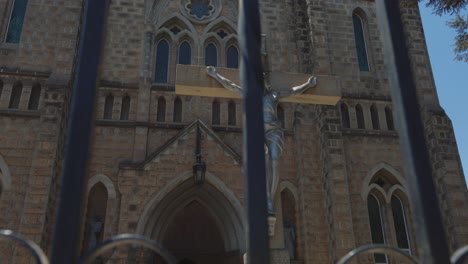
[264,122,284,161]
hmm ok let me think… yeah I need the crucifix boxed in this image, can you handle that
[205,65,317,216]
[176,63,340,236]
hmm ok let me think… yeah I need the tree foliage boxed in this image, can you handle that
[448,15,468,62]
[421,0,468,62]
[423,0,467,15]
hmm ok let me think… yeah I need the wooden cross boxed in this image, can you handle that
[175,64,341,105]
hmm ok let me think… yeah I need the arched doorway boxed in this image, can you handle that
[163,200,225,263]
[138,173,245,264]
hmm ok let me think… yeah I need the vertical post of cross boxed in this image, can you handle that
[376,0,451,263]
[51,0,109,263]
[238,0,270,264]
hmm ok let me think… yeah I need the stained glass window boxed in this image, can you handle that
[9,82,22,109]
[5,0,29,44]
[28,83,41,110]
[385,107,395,131]
[157,96,166,122]
[228,101,236,126]
[212,100,220,125]
[356,104,365,129]
[205,43,218,67]
[120,95,130,120]
[367,195,387,263]
[187,0,212,19]
[178,41,192,65]
[370,104,380,130]
[352,13,370,72]
[155,39,170,83]
[391,195,410,252]
[226,45,239,69]
[173,97,182,122]
[103,94,114,120]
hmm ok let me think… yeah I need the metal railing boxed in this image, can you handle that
[0,0,466,263]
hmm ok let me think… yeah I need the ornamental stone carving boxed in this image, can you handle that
[180,0,221,24]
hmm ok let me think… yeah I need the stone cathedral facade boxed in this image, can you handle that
[0,0,467,263]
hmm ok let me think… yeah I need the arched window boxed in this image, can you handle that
[352,11,370,72]
[0,80,3,100]
[370,104,380,130]
[277,105,285,128]
[212,100,220,125]
[120,95,130,120]
[157,96,166,122]
[205,43,218,67]
[178,41,192,65]
[226,45,239,68]
[103,94,114,120]
[9,81,22,109]
[173,97,182,122]
[28,83,41,110]
[385,107,395,131]
[281,189,297,260]
[82,183,108,252]
[356,104,365,129]
[391,195,411,253]
[340,103,350,128]
[155,39,170,83]
[228,101,236,126]
[5,0,29,44]
[367,194,387,263]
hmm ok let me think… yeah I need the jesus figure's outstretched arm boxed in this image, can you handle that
[206,66,243,96]
[277,76,318,99]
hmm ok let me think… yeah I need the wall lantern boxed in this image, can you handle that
[193,124,206,184]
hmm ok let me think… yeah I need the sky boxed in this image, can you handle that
[419,4,468,187]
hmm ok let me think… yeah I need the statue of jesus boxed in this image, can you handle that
[206,66,317,213]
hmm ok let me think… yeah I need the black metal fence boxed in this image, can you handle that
[0,0,467,263]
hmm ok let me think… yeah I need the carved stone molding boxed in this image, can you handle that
[179,0,221,24]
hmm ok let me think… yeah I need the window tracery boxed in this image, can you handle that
[180,0,221,24]
[365,168,413,263]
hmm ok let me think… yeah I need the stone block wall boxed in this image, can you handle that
[0,0,466,263]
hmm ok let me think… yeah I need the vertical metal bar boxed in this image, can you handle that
[238,1,270,263]
[51,0,109,263]
[376,1,451,263]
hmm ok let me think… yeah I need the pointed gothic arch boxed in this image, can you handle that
[83,174,118,249]
[352,8,371,72]
[202,17,237,37]
[363,163,413,258]
[137,171,245,254]
[362,162,406,200]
